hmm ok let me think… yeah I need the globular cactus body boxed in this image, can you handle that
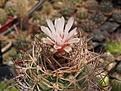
[100,2,113,13]
[0,8,7,25]
[91,12,104,23]
[60,7,75,17]
[116,62,121,74]
[85,0,98,10]
[76,8,89,19]
[14,17,101,91]
[4,1,16,16]
[0,0,5,7]
[81,20,96,32]
[15,0,28,18]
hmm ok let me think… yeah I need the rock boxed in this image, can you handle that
[102,52,115,62]
[99,22,120,33]
[93,34,105,42]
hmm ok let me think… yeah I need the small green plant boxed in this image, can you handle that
[76,8,89,19]
[0,0,5,7]
[9,50,17,57]
[32,11,42,20]
[32,11,42,24]
[100,1,113,13]
[69,0,83,7]
[116,62,121,74]
[60,7,75,17]
[0,79,19,91]
[112,9,121,21]
[91,12,104,23]
[15,0,28,18]
[0,8,7,25]
[110,63,121,91]
[110,78,121,91]
[81,20,96,32]
[105,41,121,55]
[85,0,98,10]
[4,1,16,16]
[28,0,35,6]
[108,61,121,91]
[14,16,101,91]
[42,2,52,14]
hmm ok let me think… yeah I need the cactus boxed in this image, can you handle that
[0,8,7,25]
[15,0,29,30]
[14,17,101,91]
[32,11,42,20]
[15,0,28,18]
[104,33,121,55]
[107,60,121,91]
[110,78,121,91]
[81,20,96,32]
[105,41,121,55]
[28,0,35,6]
[112,9,121,21]
[60,7,75,17]
[91,12,104,23]
[31,11,42,25]
[69,0,83,7]
[116,62,121,74]
[42,2,52,14]
[0,0,5,7]
[14,37,101,91]
[4,0,16,16]
[76,8,89,19]
[100,2,113,13]
[0,79,19,91]
[85,0,98,10]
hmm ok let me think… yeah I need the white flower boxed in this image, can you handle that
[40,16,80,53]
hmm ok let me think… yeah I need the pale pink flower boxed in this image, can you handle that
[40,16,80,53]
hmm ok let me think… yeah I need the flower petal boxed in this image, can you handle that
[46,19,56,34]
[40,26,52,39]
[55,18,61,34]
[63,17,74,41]
[42,38,53,45]
[59,17,65,37]
[54,45,62,49]
[46,19,56,42]
[67,27,77,40]
[64,46,72,53]
[46,37,55,44]
[56,33,62,45]
[67,38,80,44]
[55,17,65,37]
[54,18,58,27]
[64,17,74,33]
